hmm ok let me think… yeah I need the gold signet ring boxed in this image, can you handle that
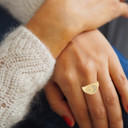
[82,82,99,95]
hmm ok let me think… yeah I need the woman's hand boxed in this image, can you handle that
[45,30,128,128]
[47,0,128,32]
[26,0,128,58]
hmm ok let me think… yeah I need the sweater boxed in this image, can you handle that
[0,0,56,128]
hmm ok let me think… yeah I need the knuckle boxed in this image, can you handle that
[105,91,118,106]
[75,107,89,121]
[93,106,106,119]
[62,72,75,91]
[110,117,123,127]
[115,73,127,86]
[82,60,95,75]
[64,72,74,85]
[74,104,89,121]
[113,122,123,128]
[110,1,120,14]
[96,54,106,63]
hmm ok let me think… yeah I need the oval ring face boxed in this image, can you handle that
[82,82,99,95]
[86,85,97,94]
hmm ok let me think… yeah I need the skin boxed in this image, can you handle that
[45,30,128,128]
[26,0,128,58]
[26,0,128,127]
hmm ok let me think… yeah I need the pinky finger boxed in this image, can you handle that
[109,54,128,113]
[44,81,75,127]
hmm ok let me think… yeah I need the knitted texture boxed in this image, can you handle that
[0,0,45,24]
[0,26,55,128]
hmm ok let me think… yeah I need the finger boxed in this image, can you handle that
[119,2,128,17]
[98,67,123,128]
[83,73,108,128]
[59,75,92,128]
[44,81,75,127]
[109,54,128,113]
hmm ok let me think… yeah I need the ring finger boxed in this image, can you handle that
[83,73,108,128]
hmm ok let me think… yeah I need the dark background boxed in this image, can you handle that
[0,5,128,128]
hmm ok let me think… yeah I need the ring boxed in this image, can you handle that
[82,82,99,95]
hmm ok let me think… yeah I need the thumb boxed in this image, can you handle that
[44,81,75,127]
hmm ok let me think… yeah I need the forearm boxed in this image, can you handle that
[26,2,75,58]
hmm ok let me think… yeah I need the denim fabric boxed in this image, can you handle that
[0,6,128,128]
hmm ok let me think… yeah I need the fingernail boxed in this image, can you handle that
[62,116,72,127]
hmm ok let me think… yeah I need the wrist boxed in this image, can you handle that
[26,2,75,58]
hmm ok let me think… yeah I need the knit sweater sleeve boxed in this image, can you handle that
[0,0,45,24]
[0,26,55,128]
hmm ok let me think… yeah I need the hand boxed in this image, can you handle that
[45,30,128,128]
[26,0,128,58]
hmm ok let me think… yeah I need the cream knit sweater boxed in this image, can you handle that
[0,0,56,128]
